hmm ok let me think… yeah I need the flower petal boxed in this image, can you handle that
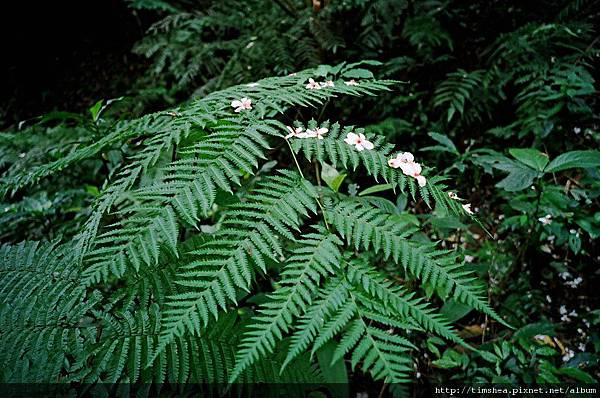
[362,140,374,150]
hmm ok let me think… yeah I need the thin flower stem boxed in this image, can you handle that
[313,161,330,231]
[285,137,329,230]
[285,138,304,179]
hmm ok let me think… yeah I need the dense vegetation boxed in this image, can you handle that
[1,0,599,395]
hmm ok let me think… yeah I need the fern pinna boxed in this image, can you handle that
[0,64,504,392]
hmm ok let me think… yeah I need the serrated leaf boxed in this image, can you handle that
[545,150,600,173]
[509,148,549,171]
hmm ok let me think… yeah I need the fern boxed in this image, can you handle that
[0,64,503,388]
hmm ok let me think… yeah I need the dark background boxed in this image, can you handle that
[0,1,153,129]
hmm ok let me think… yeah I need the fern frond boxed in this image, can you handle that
[154,171,318,360]
[325,199,505,325]
[230,227,343,381]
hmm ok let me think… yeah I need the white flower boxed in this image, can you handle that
[288,72,297,77]
[305,127,328,140]
[415,175,427,187]
[246,82,259,87]
[448,192,459,200]
[464,255,475,263]
[285,126,303,139]
[231,97,252,112]
[578,343,586,352]
[344,79,359,86]
[320,80,334,88]
[462,203,475,215]
[562,348,575,362]
[344,132,374,151]
[538,214,552,225]
[574,127,581,134]
[305,78,321,90]
[559,305,567,315]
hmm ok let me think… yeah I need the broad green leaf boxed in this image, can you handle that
[89,100,104,122]
[358,183,394,196]
[440,299,473,322]
[321,162,346,192]
[509,148,549,171]
[555,367,597,383]
[494,162,538,191]
[341,68,374,79]
[317,341,349,398]
[545,150,600,173]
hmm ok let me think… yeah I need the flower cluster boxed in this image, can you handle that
[388,152,427,187]
[446,191,476,215]
[285,126,328,140]
[305,78,335,90]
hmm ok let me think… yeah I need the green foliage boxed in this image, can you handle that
[2,0,600,391]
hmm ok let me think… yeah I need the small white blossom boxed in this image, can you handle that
[344,132,374,151]
[538,214,552,225]
[562,348,575,362]
[464,255,475,263]
[288,72,297,77]
[578,343,586,352]
[285,126,303,139]
[305,78,321,90]
[231,97,252,112]
[19,153,26,158]
[569,310,578,317]
[246,82,259,87]
[462,203,475,215]
[320,80,334,88]
[448,192,459,200]
[583,319,590,328]
[565,276,582,288]
[574,127,581,134]
[305,127,329,140]
[344,79,359,86]
[559,305,567,315]
[559,271,572,280]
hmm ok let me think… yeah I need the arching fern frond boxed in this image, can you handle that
[155,170,318,359]
[230,226,343,381]
[325,199,505,326]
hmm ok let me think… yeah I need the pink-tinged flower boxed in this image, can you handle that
[448,192,459,200]
[306,78,321,90]
[344,79,359,86]
[231,97,252,112]
[388,152,426,186]
[285,126,303,139]
[305,127,328,139]
[344,132,374,151]
[462,203,474,215]
[320,80,334,88]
